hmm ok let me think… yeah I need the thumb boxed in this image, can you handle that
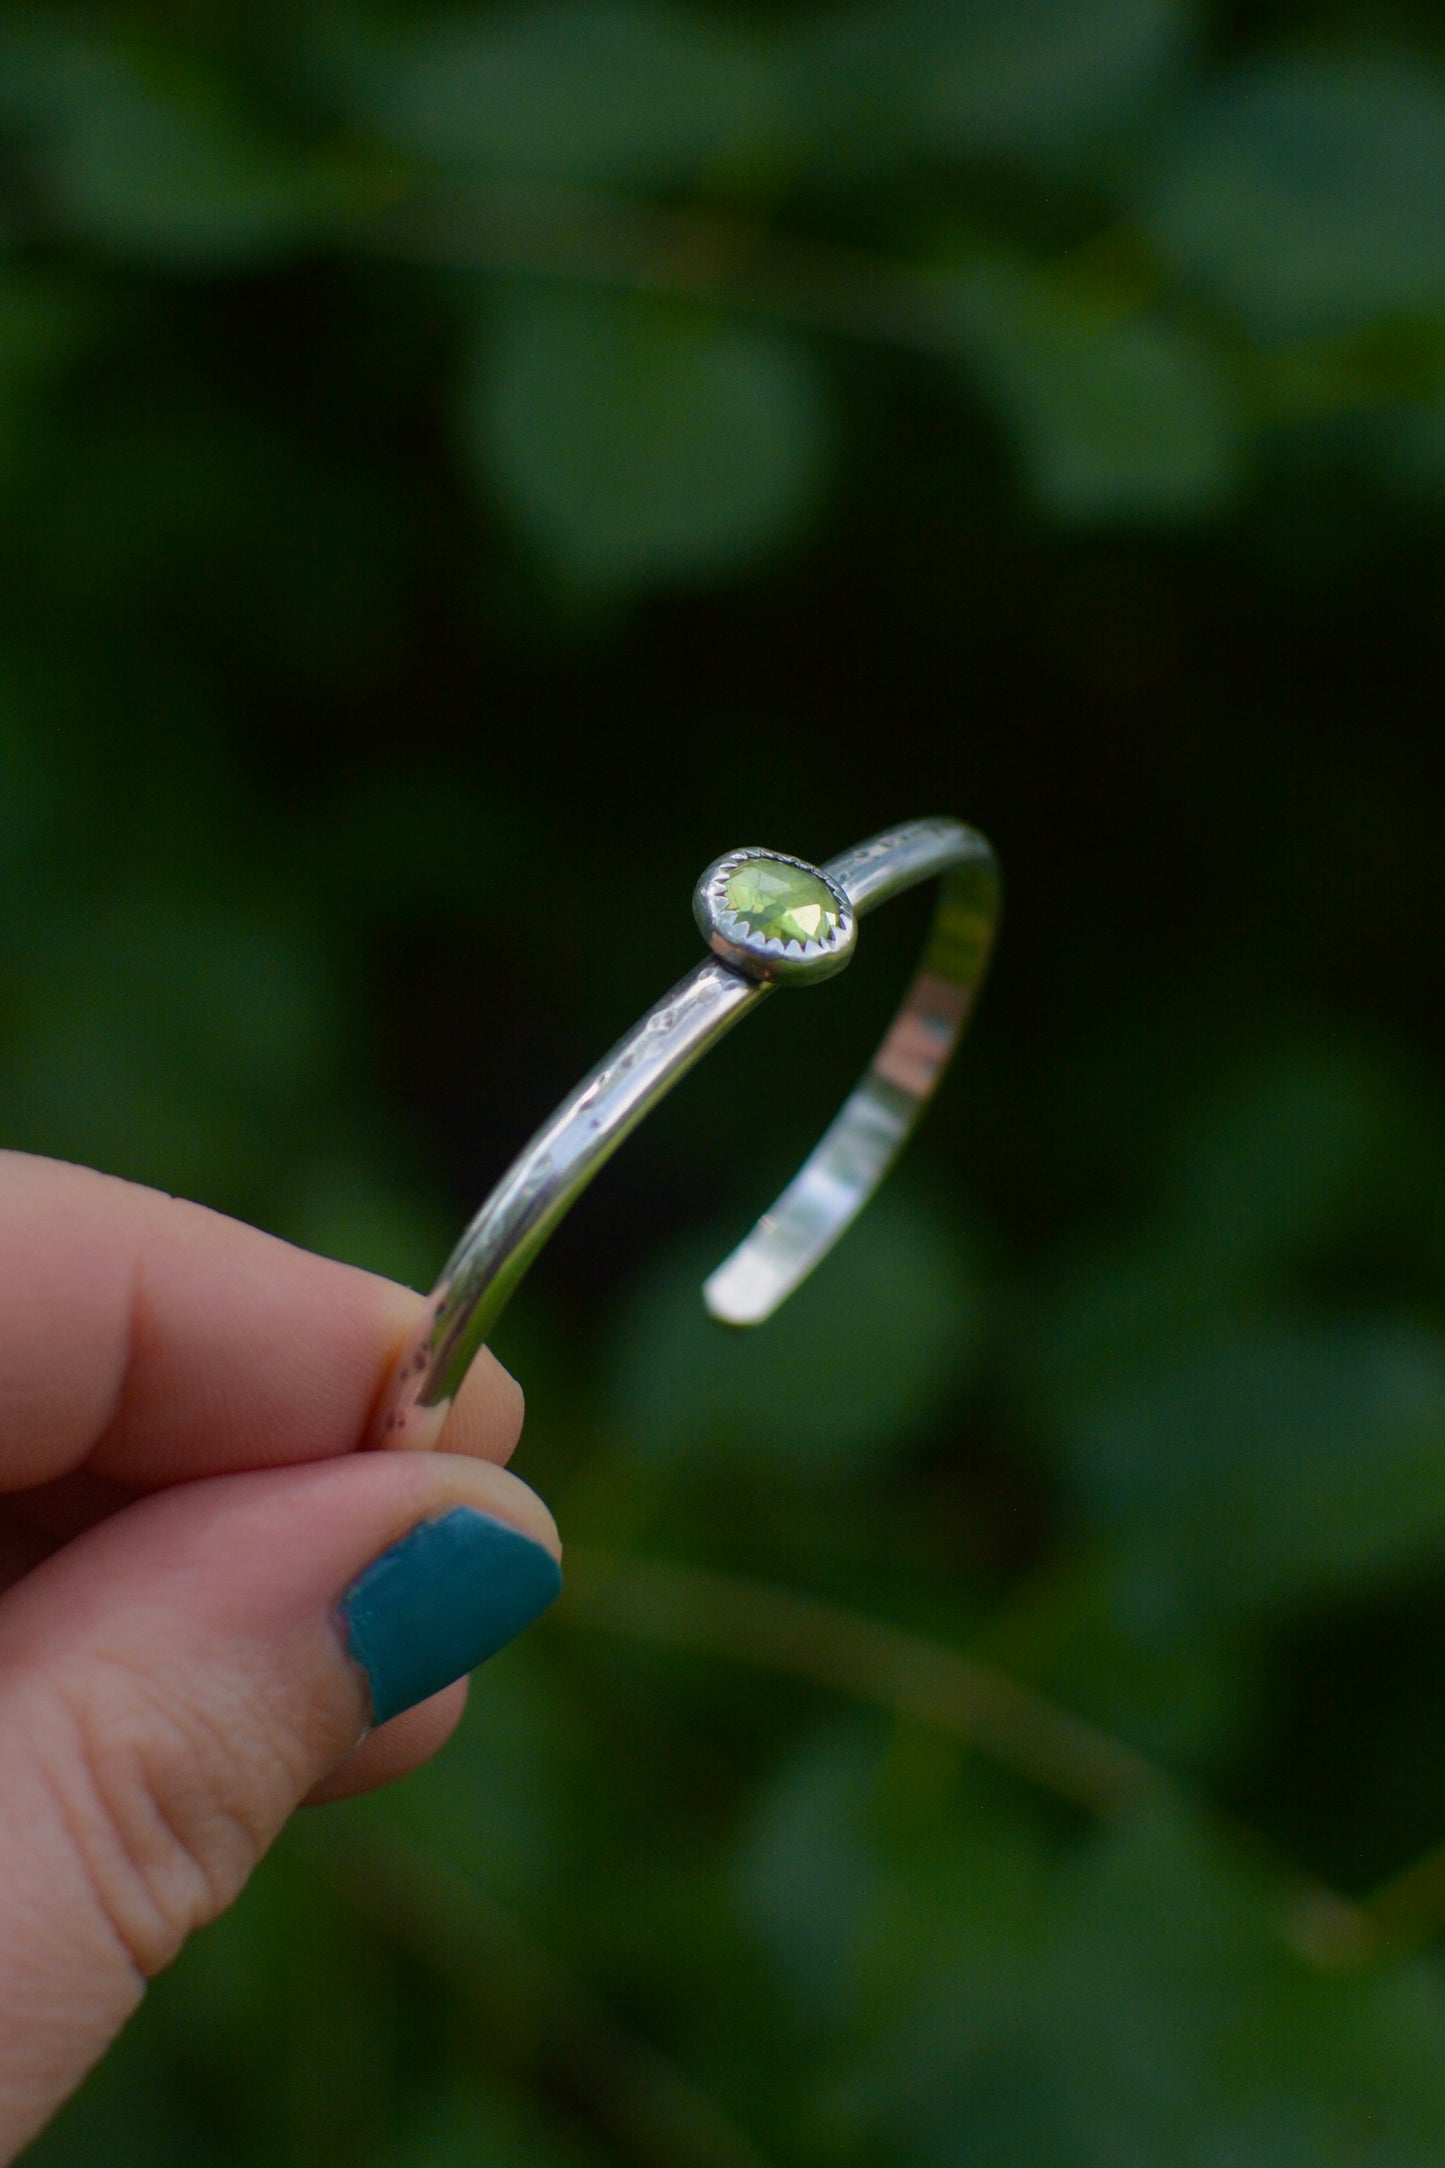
[0,1450,561,2160]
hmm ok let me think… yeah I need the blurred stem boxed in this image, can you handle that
[1321,1837,1445,1970]
[564,1551,1401,1976]
[362,183,1415,437]
[366,180,984,355]
[563,1548,1165,1817]
[293,1809,781,2168]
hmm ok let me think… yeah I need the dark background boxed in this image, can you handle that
[8,1,1445,2160]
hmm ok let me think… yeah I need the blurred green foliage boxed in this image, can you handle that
[5,0,1445,2160]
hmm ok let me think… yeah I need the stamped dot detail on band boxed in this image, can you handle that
[724,859,841,948]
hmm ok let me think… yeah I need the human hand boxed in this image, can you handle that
[0,1152,561,2161]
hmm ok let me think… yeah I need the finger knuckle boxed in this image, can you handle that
[41,1655,302,1977]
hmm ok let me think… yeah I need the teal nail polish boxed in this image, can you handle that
[341,1509,562,1726]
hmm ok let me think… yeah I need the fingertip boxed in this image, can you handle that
[434,1350,526,1466]
[454,1458,560,1562]
[303,1679,470,1805]
[0,1446,561,2131]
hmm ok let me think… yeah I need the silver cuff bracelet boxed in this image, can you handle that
[370,816,1000,1448]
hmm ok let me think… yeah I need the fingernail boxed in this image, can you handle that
[340,1509,562,1726]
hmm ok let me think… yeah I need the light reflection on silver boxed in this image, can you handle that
[371,818,999,1447]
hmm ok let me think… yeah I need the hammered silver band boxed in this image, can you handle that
[371,817,1000,1449]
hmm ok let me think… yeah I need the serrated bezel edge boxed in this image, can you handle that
[693,846,857,982]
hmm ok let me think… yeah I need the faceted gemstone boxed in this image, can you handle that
[725,858,841,947]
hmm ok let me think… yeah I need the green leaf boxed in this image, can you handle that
[1143,53,1445,340]
[1028,1043,1445,1425]
[1071,1322,1445,1620]
[356,0,1183,191]
[733,1722,887,2030]
[1026,1565,1258,1770]
[950,262,1239,521]
[1160,1042,1438,1281]
[795,0,1191,171]
[0,17,343,265]
[736,1719,1053,2051]
[609,1191,977,1478]
[357,0,786,189]
[467,283,830,588]
[878,1802,1445,2165]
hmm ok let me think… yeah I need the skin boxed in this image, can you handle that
[0,1150,559,2162]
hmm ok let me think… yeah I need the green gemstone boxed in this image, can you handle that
[725,858,841,947]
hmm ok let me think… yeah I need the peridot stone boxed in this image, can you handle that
[725,859,840,947]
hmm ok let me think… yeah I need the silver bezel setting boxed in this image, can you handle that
[693,848,857,984]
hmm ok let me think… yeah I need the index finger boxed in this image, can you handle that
[0,1152,521,1491]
